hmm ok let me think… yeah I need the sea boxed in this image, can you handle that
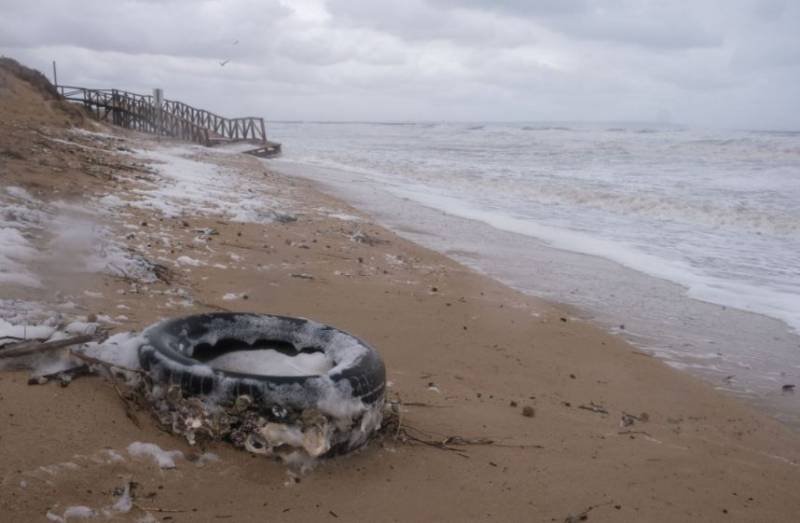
[266,121,800,426]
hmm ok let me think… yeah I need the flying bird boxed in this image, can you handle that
[232,39,239,45]
[220,59,230,67]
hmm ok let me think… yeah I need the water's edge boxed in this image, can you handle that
[269,159,800,428]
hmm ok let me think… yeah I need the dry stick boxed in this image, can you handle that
[390,403,544,454]
[401,401,449,408]
[316,252,352,261]
[403,433,470,458]
[28,364,92,386]
[219,241,260,251]
[0,334,99,359]
[69,349,144,375]
[0,335,26,347]
[133,503,188,514]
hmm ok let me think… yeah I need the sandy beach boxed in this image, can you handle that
[2,60,800,522]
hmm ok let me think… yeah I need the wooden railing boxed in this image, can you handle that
[56,85,273,150]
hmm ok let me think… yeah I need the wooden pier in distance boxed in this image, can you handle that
[56,85,281,157]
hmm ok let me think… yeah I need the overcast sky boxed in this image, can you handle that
[1,0,798,129]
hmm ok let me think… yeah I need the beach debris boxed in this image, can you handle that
[28,364,92,386]
[133,314,386,472]
[45,479,136,522]
[522,405,535,418]
[127,441,184,469]
[563,501,615,523]
[290,272,314,280]
[351,230,388,246]
[578,402,608,415]
[194,227,219,237]
[0,333,103,359]
[620,411,649,428]
[271,211,298,224]
[381,397,540,458]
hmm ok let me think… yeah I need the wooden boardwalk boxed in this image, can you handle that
[57,85,281,157]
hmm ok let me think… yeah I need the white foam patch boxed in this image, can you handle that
[127,146,291,223]
[0,319,56,342]
[127,441,184,469]
[0,227,41,287]
[208,350,333,377]
[0,185,165,288]
[391,186,800,332]
[79,332,146,370]
[176,255,204,267]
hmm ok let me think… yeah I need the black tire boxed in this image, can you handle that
[138,313,386,413]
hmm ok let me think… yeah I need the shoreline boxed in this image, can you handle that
[269,157,800,428]
[3,107,800,518]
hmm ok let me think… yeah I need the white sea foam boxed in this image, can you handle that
[127,441,183,469]
[127,145,291,223]
[208,349,333,376]
[270,122,800,333]
[269,121,800,423]
[388,185,800,332]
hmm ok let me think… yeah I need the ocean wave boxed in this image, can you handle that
[520,125,573,131]
[387,186,800,332]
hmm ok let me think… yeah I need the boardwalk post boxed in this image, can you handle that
[52,61,58,88]
[153,88,163,140]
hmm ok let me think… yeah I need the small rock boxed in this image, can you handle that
[522,406,535,418]
[509,400,518,407]
[782,384,795,392]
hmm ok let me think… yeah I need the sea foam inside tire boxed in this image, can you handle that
[139,313,386,459]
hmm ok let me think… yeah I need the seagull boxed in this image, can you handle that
[219,59,230,67]
[232,39,239,45]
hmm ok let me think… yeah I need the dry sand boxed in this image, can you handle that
[2,59,800,522]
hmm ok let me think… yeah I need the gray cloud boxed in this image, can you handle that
[0,0,798,129]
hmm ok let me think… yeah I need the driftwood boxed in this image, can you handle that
[0,334,100,359]
[578,402,609,415]
[69,349,144,375]
[28,364,93,387]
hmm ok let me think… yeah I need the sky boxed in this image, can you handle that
[1,0,799,129]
